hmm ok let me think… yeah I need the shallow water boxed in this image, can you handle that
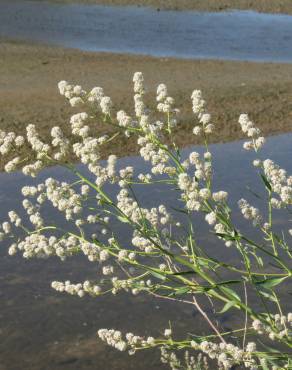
[1,133,292,369]
[1,1,292,62]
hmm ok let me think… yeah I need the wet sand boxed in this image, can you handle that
[23,0,292,15]
[1,40,292,162]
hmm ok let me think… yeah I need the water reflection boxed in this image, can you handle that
[1,1,292,62]
[1,133,292,369]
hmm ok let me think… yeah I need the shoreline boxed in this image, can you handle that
[1,40,292,165]
[19,0,292,15]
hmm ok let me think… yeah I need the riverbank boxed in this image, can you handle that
[24,0,292,15]
[1,40,292,161]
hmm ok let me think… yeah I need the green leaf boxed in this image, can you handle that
[261,174,272,191]
[215,233,236,241]
[216,279,242,286]
[258,290,277,302]
[172,287,191,296]
[149,270,166,281]
[255,276,288,289]
[220,286,241,302]
[218,300,237,313]
[117,216,130,224]
[259,340,281,354]
[171,271,195,276]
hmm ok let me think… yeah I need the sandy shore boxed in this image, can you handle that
[23,0,292,15]
[1,40,292,162]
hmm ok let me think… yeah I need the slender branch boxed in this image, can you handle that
[192,296,227,344]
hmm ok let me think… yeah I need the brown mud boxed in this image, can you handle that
[1,40,292,163]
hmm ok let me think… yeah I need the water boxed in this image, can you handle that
[1,133,292,369]
[1,1,292,62]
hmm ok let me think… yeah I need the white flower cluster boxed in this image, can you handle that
[88,86,104,105]
[59,79,113,113]
[8,231,105,261]
[191,91,214,136]
[133,72,146,118]
[238,114,265,151]
[134,73,178,145]
[44,178,83,221]
[132,233,154,251]
[117,189,172,230]
[262,159,292,206]
[22,184,47,205]
[75,152,119,187]
[213,222,233,248]
[87,154,118,187]
[98,328,155,354]
[156,84,179,128]
[8,233,59,258]
[116,110,137,129]
[73,137,101,166]
[102,264,114,275]
[160,347,181,369]
[59,79,113,116]
[4,156,21,173]
[191,340,258,370]
[1,121,69,176]
[202,192,229,228]
[0,113,85,177]
[100,96,113,116]
[79,240,103,262]
[138,172,152,183]
[203,193,231,243]
[111,277,149,296]
[138,137,175,175]
[212,191,228,203]
[1,221,11,234]
[20,124,49,176]
[177,152,214,212]
[51,126,70,161]
[22,160,44,177]
[189,151,212,180]
[58,80,86,107]
[26,124,50,157]
[252,313,292,340]
[140,115,162,137]
[133,72,145,95]
[70,112,89,137]
[205,211,216,225]
[0,130,24,156]
[111,277,132,294]
[22,198,44,229]
[178,172,201,211]
[161,347,210,370]
[118,165,134,186]
[134,93,146,118]
[238,198,262,226]
[51,280,102,297]
[8,211,22,227]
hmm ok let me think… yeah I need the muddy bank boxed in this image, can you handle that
[1,40,292,163]
[21,0,292,15]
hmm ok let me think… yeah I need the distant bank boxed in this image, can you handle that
[19,0,292,15]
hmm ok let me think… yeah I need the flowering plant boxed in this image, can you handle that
[1,72,292,369]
